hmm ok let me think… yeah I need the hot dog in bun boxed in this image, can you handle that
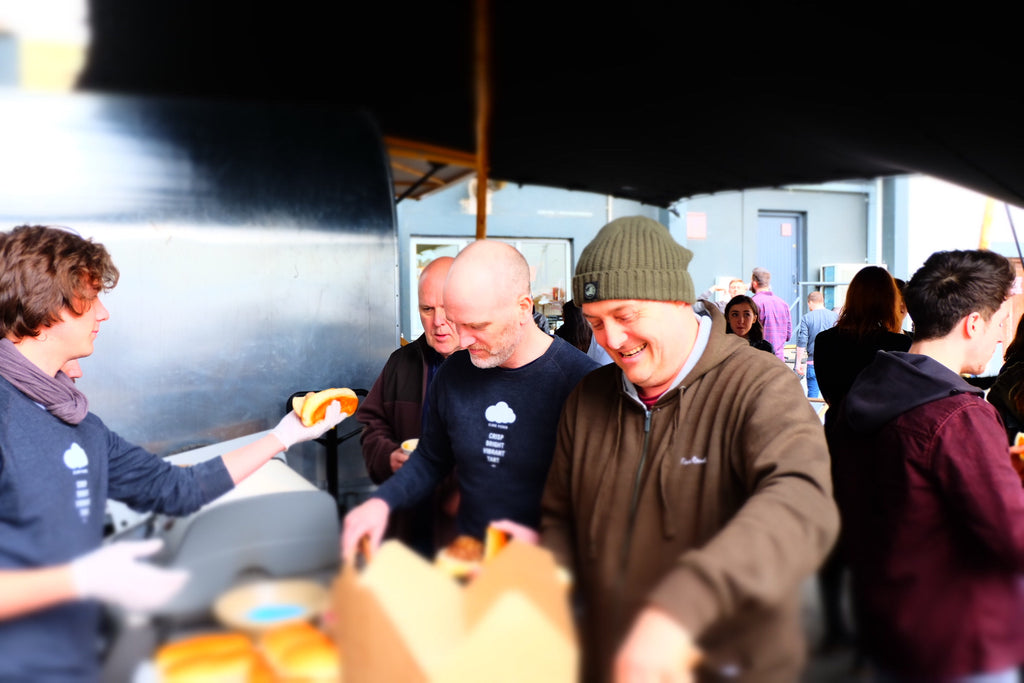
[292,388,358,427]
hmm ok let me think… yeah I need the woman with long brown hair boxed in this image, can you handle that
[811,265,911,656]
[814,266,912,411]
[724,295,775,355]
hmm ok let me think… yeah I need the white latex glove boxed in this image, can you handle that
[270,400,345,450]
[70,539,188,612]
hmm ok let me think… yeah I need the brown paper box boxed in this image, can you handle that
[333,539,578,683]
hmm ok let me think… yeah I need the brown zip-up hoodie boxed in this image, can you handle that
[541,306,838,682]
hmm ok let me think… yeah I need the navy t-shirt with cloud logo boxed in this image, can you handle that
[374,336,599,539]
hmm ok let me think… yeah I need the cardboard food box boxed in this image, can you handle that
[332,539,577,682]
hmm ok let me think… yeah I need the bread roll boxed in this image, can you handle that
[276,638,340,680]
[259,622,324,663]
[292,392,313,415]
[435,535,483,579]
[155,632,251,672]
[259,621,340,681]
[295,388,358,426]
[160,649,261,683]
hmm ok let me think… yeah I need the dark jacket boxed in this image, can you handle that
[355,335,456,554]
[724,327,774,356]
[357,335,436,484]
[750,337,774,355]
[987,357,1024,444]
[829,351,1024,678]
[813,326,912,410]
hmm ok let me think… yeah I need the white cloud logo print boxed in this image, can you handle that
[482,401,516,468]
[63,443,88,469]
[63,443,91,522]
[485,401,516,424]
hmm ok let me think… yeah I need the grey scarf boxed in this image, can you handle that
[0,338,88,425]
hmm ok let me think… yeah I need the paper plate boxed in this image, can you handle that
[212,579,328,633]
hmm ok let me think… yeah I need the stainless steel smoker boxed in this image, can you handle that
[102,433,344,680]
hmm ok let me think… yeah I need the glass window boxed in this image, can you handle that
[408,236,572,338]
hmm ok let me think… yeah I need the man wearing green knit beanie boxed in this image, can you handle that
[539,216,838,683]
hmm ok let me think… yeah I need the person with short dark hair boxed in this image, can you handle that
[553,299,592,353]
[556,299,614,365]
[900,251,1011,340]
[795,290,838,399]
[830,249,1024,681]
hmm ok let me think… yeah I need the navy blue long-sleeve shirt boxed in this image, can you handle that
[374,337,598,539]
[0,376,233,681]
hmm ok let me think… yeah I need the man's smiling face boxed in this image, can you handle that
[583,299,696,398]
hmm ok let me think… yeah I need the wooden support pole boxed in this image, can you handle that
[474,0,492,240]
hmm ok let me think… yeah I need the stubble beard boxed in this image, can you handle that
[468,322,523,369]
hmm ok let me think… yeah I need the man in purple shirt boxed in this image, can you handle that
[750,267,791,361]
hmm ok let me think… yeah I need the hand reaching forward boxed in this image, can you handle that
[614,606,700,683]
[489,519,539,545]
[70,539,188,613]
[271,400,345,451]
[340,498,390,564]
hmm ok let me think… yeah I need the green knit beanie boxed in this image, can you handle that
[573,216,695,304]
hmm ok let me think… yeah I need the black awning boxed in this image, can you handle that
[77,1,1024,208]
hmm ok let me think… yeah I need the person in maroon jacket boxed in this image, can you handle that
[355,256,459,557]
[829,248,1024,682]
